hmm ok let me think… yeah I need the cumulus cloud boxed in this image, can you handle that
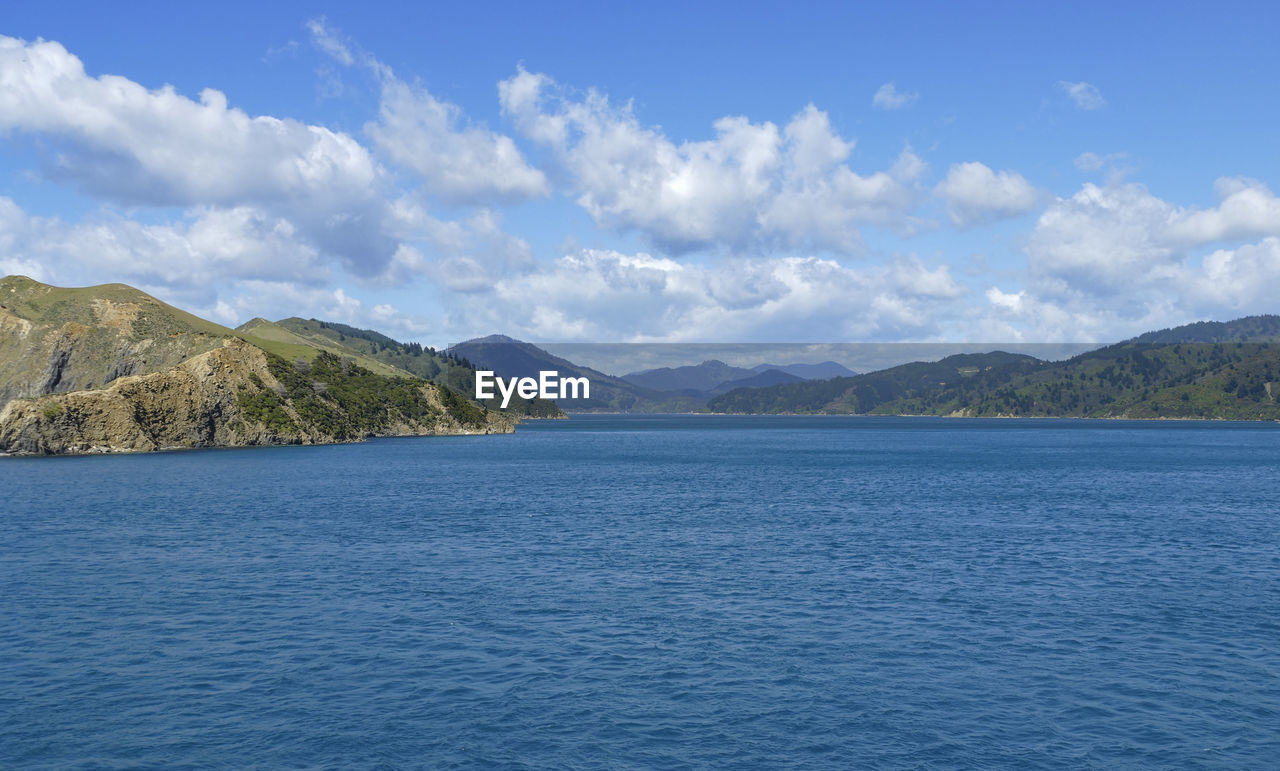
[0,37,380,208]
[415,210,535,292]
[366,79,549,204]
[934,162,1040,226]
[1194,238,1280,311]
[304,19,548,206]
[0,34,406,276]
[1058,80,1105,110]
[0,196,327,291]
[499,67,927,254]
[985,177,1280,340]
[0,30,551,305]
[1028,178,1280,292]
[472,248,966,342]
[1167,177,1280,244]
[872,82,919,110]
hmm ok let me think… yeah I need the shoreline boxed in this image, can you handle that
[562,410,1280,423]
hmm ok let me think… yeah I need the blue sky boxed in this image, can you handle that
[2,1,1279,347]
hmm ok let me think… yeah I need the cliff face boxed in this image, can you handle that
[0,338,514,456]
[0,276,231,407]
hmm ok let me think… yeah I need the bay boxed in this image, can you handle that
[3,415,1279,767]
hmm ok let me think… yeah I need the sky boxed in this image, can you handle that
[2,1,1279,349]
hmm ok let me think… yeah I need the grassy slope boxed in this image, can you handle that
[2,275,234,338]
[235,318,413,378]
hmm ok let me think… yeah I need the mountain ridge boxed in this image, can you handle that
[0,277,522,455]
[707,318,1280,420]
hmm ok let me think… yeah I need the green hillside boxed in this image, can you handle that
[235,317,414,378]
[707,320,1280,420]
[274,319,564,418]
[708,352,1040,414]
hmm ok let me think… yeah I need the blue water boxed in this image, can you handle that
[3,415,1279,768]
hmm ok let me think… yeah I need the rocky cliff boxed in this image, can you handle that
[0,275,232,407]
[0,336,514,456]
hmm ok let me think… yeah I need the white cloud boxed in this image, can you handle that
[303,20,548,205]
[0,196,327,291]
[417,210,535,292]
[1073,151,1128,172]
[193,280,434,340]
[934,162,1040,226]
[990,178,1280,340]
[1194,237,1280,312]
[0,34,404,276]
[872,82,919,110]
[0,195,447,337]
[473,248,966,342]
[0,30,553,304]
[499,68,927,254]
[365,78,549,204]
[305,17,354,66]
[1058,80,1105,110]
[1167,177,1280,244]
[1028,179,1280,293]
[0,36,381,207]
[985,287,1026,312]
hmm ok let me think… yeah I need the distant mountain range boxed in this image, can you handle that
[446,342,857,410]
[447,335,704,412]
[619,360,855,396]
[707,316,1280,420]
[452,320,1280,419]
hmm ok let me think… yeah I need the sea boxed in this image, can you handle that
[3,415,1279,768]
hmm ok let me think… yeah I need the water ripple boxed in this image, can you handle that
[2,416,1279,767]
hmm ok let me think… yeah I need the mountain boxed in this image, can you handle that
[1126,315,1280,344]
[622,359,857,396]
[621,360,758,393]
[0,274,233,407]
[708,317,1280,420]
[268,318,563,418]
[916,340,1280,419]
[710,368,805,395]
[0,277,518,455]
[709,352,1041,414]
[449,335,702,412]
[750,361,857,379]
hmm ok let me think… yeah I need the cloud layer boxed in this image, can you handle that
[1,31,1278,347]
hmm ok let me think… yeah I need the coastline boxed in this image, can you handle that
[564,410,1280,423]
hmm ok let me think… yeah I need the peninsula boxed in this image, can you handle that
[0,276,559,455]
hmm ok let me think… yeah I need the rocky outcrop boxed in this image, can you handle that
[0,278,228,407]
[0,339,514,456]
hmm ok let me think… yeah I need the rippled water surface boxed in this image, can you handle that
[3,415,1280,768]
